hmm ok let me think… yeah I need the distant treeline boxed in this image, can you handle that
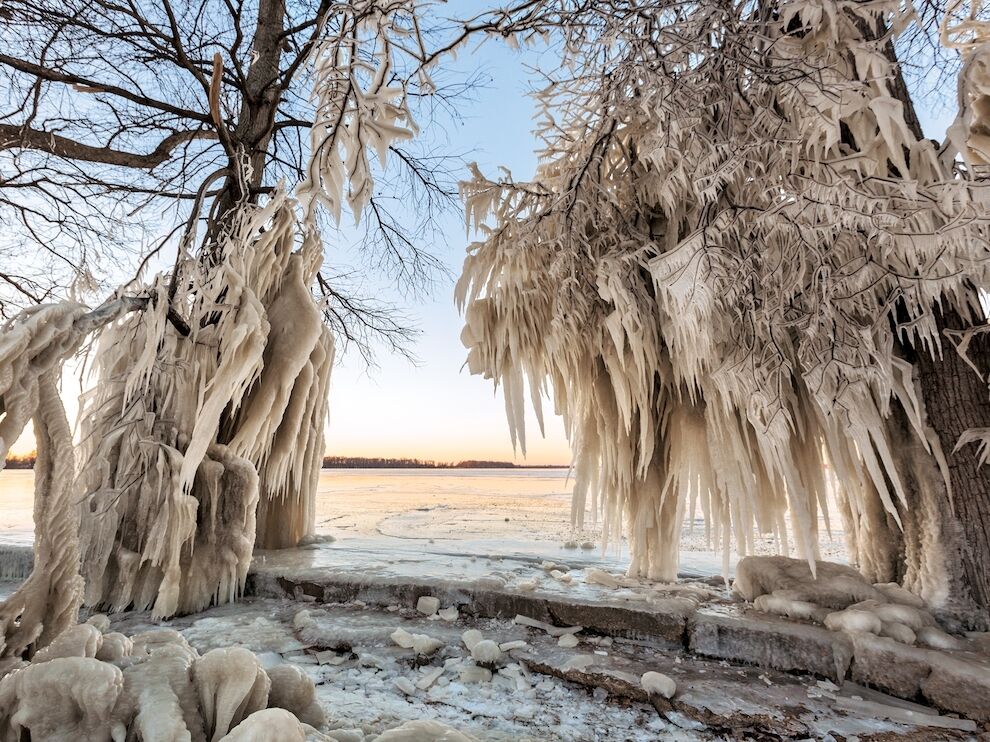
[322,456,565,469]
[5,453,562,471]
[3,454,36,469]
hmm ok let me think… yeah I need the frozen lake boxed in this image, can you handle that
[0,467,846,576]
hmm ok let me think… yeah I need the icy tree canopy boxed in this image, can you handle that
[458,0,990,606]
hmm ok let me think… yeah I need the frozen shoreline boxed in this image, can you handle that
[0,467,848,581]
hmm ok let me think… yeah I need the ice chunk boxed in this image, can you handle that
[557,634,579,648]
[375,719,478,741]
[824,609,882,635]
[394,677,416,695]
[438,607,459,622]
[498,640,528,651]
[416,666,444,690]
[641,671,676,699]
[916,626,961,650]
[513,614,582,637]
[461,629,484,651]
[471,639,502,665]
[416,596,440,616]
[585,569,620,588]
[391,628,443,656]
[879,622,916,645]
[458,666,492,683]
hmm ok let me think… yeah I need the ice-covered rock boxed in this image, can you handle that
[641,671,676,699]
[753,591,820,621]
[95,632,133,663]
[735,556,883,609]
[0,657,123,740]
[266,664,325,728]
[194,647,271,741]
[217,708,306,741]
[874,582,927,609]
[879,622,916,645]
[824,609,882,635]
[32,623,103,663]
[86,614,112,633]
[916,626,962,650]
[326,729,365,742]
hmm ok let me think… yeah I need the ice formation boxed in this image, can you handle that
[73,190,334,618]
[0,303,141,660]
[457,0,990,607]
[0,619,323,740]
[640,671,676,700]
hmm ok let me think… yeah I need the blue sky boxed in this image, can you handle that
[323,29,573,465]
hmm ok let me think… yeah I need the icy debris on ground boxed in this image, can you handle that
[0,615,322,740]
[415,597,440,616]
[640,671,677,699]
[437,607,459,622]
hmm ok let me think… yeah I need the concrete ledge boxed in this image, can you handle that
[246,571,692,645]
[688,609,852,682]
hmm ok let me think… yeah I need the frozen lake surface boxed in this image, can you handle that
[0,467,846,577]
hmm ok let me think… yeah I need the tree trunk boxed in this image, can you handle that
[912,306,990,615]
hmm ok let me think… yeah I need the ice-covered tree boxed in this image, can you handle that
[458,0,990,621]
[0,0,544,648]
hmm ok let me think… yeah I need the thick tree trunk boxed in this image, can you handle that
[913,306,990,614]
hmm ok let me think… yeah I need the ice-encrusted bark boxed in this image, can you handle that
[457,0,990,608]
